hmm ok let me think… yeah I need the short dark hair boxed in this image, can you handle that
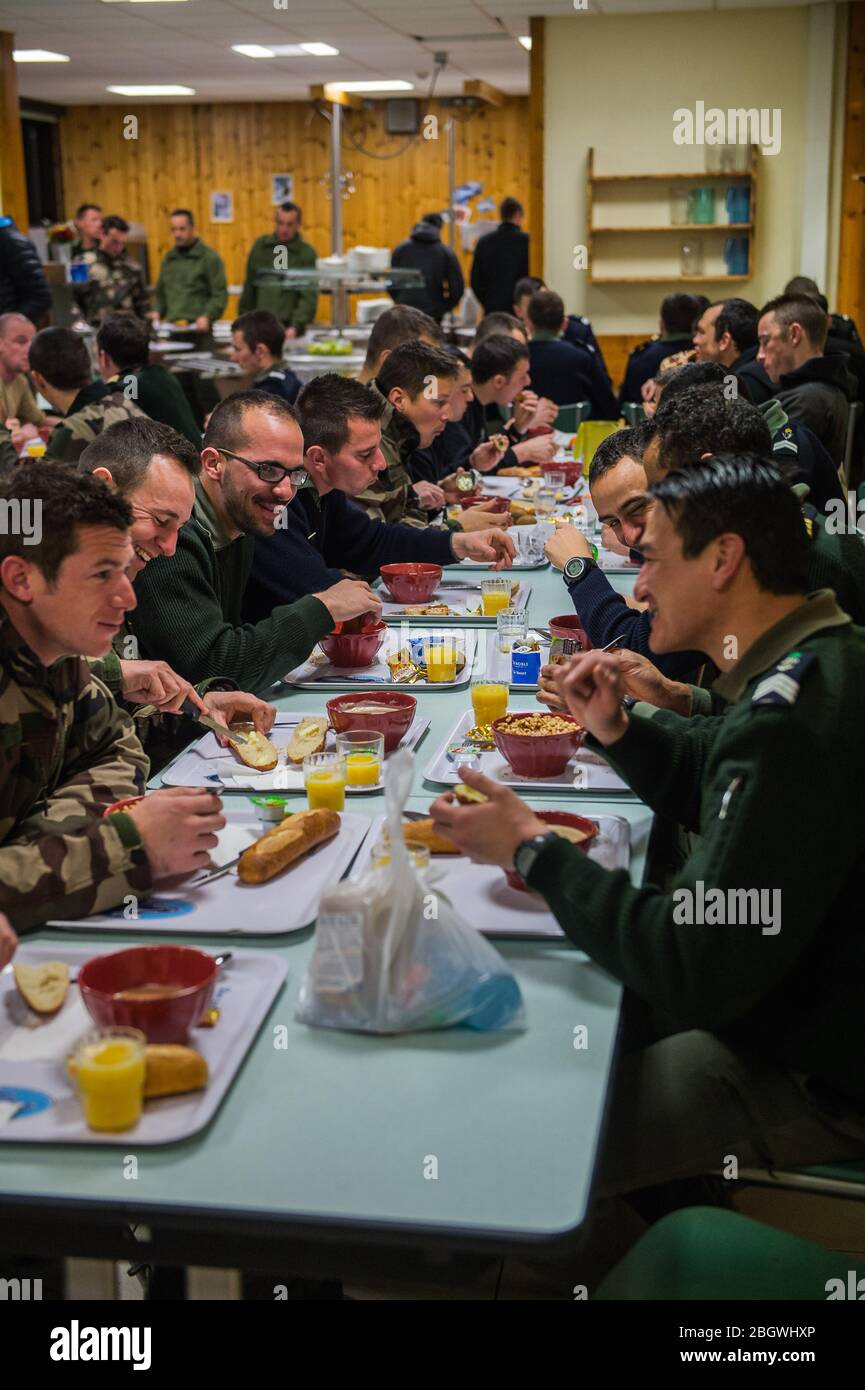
[0,462,132,587]
[654,385,773,471]
[170,208,194,223]
[28,327,90,391]
[75,203,101,219]
[527,289,565,333]
[513,276,545,305]
[96,313,149,370]
[232,309,285,360]
[376,341,459,399]
[442,345,471,369]
[203,389,299,455]
[296,373,386,454]
[470,333,529,385]
[421,212,443,229]
[279,201,302,219]
[655,360,727,400]
[500,197,523,221]
[79,416,200,492]
[473,312,525,346]
[760,294,829,350]
[650,455,810,594]
[101,215,130,236]
[364,305,442,367]
[711,298,759,353]
[588,426,648,487]
[660,293,710,336]
[784,275,829,313]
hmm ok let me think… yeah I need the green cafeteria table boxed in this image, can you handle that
[0,558,653,1284]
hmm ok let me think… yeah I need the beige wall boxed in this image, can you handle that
[544,6,846,335]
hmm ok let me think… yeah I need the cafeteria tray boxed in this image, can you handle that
[422,710,631,795]
[156,711,429,792]
[355,813,630,941]
[379,579,532,624]
[0,944,287,1146]
[444,554,548,572]
[283,630,476,690]
[50,809,372,935]
[597,547,640,575]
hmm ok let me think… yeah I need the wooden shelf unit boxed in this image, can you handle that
[586,146,758,287]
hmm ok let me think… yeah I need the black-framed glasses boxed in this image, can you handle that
[216,447,308,488]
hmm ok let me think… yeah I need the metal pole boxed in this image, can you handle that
[330,101,343,256]
[447,117,456,253]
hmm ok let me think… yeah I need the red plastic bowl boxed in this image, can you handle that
[326,690,417,753]
[504,811,598,891]
[319,620,387,669]
[549,612,593,652]
[379,563,443,604]
[524,424,554,438]
[491,711,584,779]
[78,944,218,1044]
[458,495,510,513]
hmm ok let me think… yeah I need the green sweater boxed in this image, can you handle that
[527,591,865,1106]
[129,481,333,694]
[238,233,318,330]
[119,364,201,446]
[155,239,228,324]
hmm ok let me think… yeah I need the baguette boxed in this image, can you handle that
[68,1044,208,1099]
[228,725,280,772]
[238,808,340,884]
[14,961,69,1014]
[286,716,328,764]
[454,783,488,806]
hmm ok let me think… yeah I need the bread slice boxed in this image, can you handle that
[286,716,328,765]
[14,961,69,1014]
[454,783,488,806]
[401,817,461,855]
[228,727,280,772]
[238,808,340,884]
[68,1044,208,1099]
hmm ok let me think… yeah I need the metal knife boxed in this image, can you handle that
[133,698,253,744]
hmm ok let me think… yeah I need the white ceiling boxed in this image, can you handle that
[0,0,834,105]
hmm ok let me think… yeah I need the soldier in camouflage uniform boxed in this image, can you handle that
[352,344,461,528]
[28,326,144,464]
[0,462,226,931]
[73,216,150,327]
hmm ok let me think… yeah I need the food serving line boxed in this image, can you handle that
[0,507,657,1289]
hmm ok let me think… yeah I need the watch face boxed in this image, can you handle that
[564,557,586,582]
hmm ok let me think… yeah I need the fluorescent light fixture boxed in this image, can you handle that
[232,45,275,59]
[13,50,70,62]
[107,84,196,95]
[101,2,192,6]
[327,80,413,94]
[518,36,532,51]
[301,43,339,57]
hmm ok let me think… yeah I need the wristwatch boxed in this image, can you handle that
[563,553,597,586]
[513,831,560,884]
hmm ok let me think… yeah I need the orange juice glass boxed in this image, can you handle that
[481,578,512,617]
[424,636,458,683]
[303,752,346,811]
[74,1026,146,1132]
[336,731,384,786]
[471,679,509,726]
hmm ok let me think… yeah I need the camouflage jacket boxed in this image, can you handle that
[351,382,431,528]
[73,248,150,326]
[0,609,153,932]
[45,382,145,463]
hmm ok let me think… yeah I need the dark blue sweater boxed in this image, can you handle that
[565,566,707,679]
[243,484,456,620]
[528,338,619,418]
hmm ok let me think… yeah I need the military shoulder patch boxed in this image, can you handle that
[751,649,817,706]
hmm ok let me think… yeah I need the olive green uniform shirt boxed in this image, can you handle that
[0,372,45,427]
[238,232,318,331]
[154,239,227,324]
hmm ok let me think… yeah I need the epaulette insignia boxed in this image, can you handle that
[751,649,816,706]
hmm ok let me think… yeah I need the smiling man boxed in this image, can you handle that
[432,456,865,1251]
[129,392,380,692]
[245,374,514,614]
[0,463,225,930]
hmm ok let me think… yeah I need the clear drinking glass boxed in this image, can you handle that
[335,731,384,788]
[303,751,347,811]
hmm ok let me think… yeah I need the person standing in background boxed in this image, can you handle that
[390,213,464,323]
[238,202,318,339]
[0,218,51,327]
[74,215,151,327]
[470,197,529,314]
[154,210,227,343]
[70,203,102,259]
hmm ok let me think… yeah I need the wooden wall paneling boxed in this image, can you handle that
[837,2,865,322]
[529,16,545,277]
[0,33,30,229]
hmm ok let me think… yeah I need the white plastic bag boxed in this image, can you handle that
[295,749,525,1034]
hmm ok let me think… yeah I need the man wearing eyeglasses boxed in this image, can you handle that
[129,392,379,693]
